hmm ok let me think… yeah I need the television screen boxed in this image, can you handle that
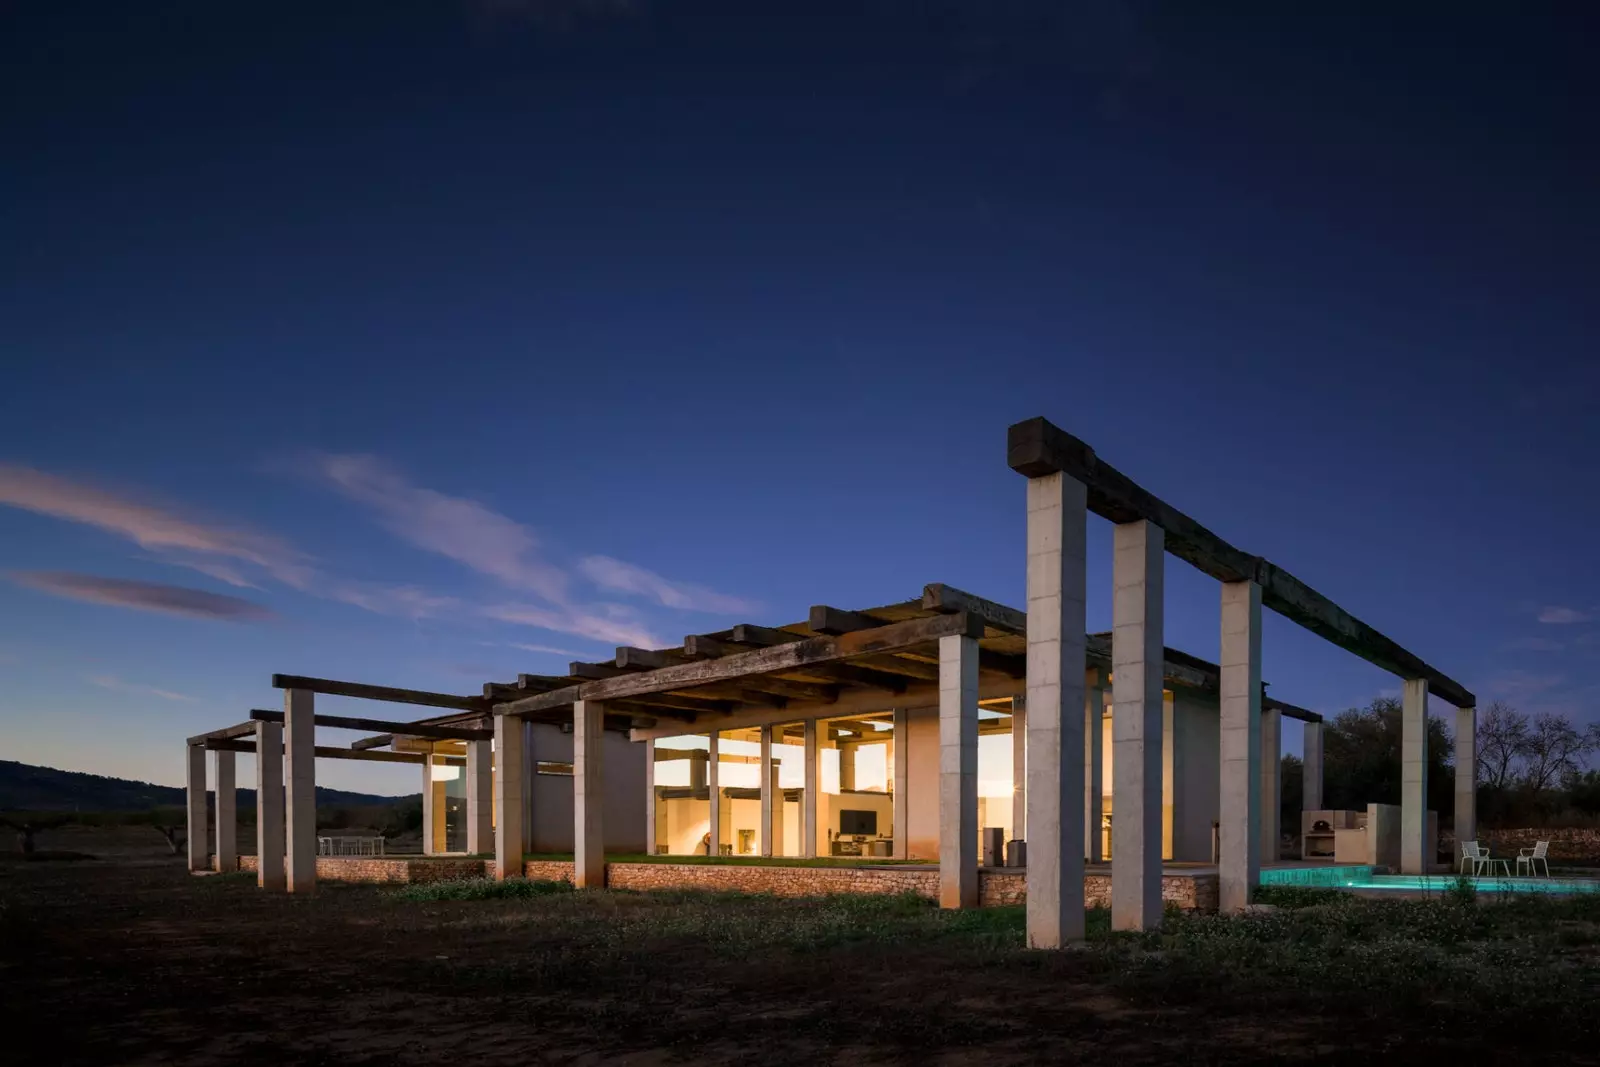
[839,809,877,835]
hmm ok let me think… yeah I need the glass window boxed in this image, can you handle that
[652,735,710,855]
[819,712,895,858]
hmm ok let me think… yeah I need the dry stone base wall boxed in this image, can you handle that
[234,855,1217,912]
[1482,828,1600,862]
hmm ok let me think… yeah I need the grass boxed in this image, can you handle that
[388,876,575,901]
[524,852,929,867]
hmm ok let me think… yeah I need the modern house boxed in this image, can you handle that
[186,416,1476,948]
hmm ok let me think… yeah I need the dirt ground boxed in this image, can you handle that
[3,829,1598,1065]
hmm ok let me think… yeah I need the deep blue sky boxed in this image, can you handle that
[3,2,1596,793]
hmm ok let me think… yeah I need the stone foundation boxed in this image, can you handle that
[232,856,1218,911]
[1482,828,1600,863]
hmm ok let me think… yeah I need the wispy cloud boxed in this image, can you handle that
[578,555,758,614]
[1504,635,1566,653]
[1538,606,1592,625]
[0,464,312,587]
[483,603,660,648]
[89,674,196,703]
[311,454,568,600]
[10,571,274,622]
[328,583,461,620]
[503,642,585,657]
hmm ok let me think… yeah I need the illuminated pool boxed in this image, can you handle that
[1260,865,1600,895]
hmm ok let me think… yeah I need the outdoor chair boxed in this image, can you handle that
[1459,840,1490,876]
[1516,840,1551,878]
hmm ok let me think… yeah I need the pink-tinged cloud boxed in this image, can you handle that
[577,555,757,614]
[312,454,568,601]
[504,642,584,657]
[483,603,660,648]
[1538,606,1592,624]
[328,583,461,620]
[88,674,196,703]
[10,571,275,622]
[0,464,313,588]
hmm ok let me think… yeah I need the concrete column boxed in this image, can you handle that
[803,719,818,858]
[644,738,657,856]
[1010,697,1027,842]
[1302,720,1324,812]
[1024,471,1088,948]
[892,707,909,859]
[1401,678,1430,874]
[213,750,237,873]
[574,700,605,887]
[707,731,721,857]
[284,688,316,894]
[255,720,285,891]
[466,739,492,855]
[1085,672,1105,863]
[493,713,525,880]
[838,741,857,791]
[185,743,207,872]
[1455,706,1476,847]
[939,632,979,909]
[421,754,438,856]
[1111,519,1163,932]
[1219,580,1262,912]
[758,727,773,857]
[1260,707,1281,864]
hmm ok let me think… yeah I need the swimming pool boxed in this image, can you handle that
[1259,865,1600,895]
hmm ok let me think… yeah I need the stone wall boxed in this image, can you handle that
[237,855,491,883]
[1482,828,1600,862]
[234,855,1218,912]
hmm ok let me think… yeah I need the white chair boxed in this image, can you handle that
[1517,840,1551,877]
[1459,840,1490,876]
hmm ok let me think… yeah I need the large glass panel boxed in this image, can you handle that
[653,734,710,855]
[976,698,1017,851]
[716,726,763,856]
[819,712,895,858]
[770,722,807,857]
[442,752,468,853]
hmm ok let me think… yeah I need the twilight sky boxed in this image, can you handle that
[3,3,1596,795]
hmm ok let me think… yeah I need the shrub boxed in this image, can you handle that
[387,877,574,902]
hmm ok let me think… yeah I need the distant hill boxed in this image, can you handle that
[0,759,411,812]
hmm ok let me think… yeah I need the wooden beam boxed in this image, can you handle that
[270,674,486,713]
[809,604,885,635]
[922,583,1026,636]
[248,708,492,741]
[726,624,921,691]
[186,721,259,747]
[350,734,393,751]
[1265,696,1323,724]
[615,646,689,670]
[498,612,984,717]
[1007,417,1474,708]
[205,739,462,765]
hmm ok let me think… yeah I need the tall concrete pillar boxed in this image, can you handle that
[1111,519,1163,932]
[1010,697,1027,842]
[644,738,657,856]
[892,707,909,859]
[493,713,525,880]
[574,700,605,887]
[1024,470,1088,948]
[707,731,721,857]
[838,741,857,792]
[1401,678,1430,874]
[185,743,207,872]
[466,739,492,855]
[758,727,773,857]
[284,688,316,893]
[255,721,284,890]
[1302,720,1324,812]
[939,632,979,909]
[1219,579,1262,912]
[1260,707,1281,864]
[803,719,818,858]
[213,750,237,873]
[1085,672,1105,863]
[1455,706,1476,847]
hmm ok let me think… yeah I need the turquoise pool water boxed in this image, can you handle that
[1259,865,1600,895]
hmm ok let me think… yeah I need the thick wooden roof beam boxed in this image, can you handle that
[1009,417,1474,708]
[922,583,1026,636]
[205,739,461,765]
[350,734,393,751]
[186,721,260,747]
[1264,696,1323,724]
[271,674,486,713]
[729,624,919,691]
[248,708,492,741]
[497,612,983,717]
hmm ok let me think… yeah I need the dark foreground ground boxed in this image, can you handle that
[5,837,1600,1065]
